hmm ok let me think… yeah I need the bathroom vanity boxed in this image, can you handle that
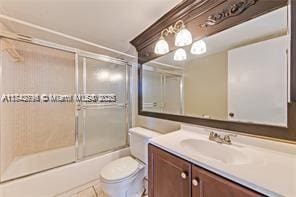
[148,145,261,197]
[148,125,296,197]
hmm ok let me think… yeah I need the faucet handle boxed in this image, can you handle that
[209,131,219,140]
[209,131,217,138]
[223,133,237,144]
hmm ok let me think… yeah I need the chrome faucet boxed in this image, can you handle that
[209,131,236,145]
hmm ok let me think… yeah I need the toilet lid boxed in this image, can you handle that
[100,156,139,182]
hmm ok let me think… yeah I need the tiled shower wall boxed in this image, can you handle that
[0,39,76,173]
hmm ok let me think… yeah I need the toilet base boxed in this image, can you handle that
[101,178,144,197]
[100,165,146,197]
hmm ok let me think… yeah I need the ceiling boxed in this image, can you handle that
[0,0,181,56]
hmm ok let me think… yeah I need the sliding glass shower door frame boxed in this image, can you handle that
[75,54,130,161]
[0,32,130,181]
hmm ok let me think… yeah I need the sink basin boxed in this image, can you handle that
[180,139,250,165]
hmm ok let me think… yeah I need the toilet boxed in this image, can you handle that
[100,127,160,197]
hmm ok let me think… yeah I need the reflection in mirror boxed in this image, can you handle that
[142,7,289,127]
[143,65,183,114]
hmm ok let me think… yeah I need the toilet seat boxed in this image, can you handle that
[100,156,142,183]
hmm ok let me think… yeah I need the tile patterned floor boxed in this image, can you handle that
[57,179,148,197]
[71,185,107,197]
[70,186,148,197]
[55,180,107,197]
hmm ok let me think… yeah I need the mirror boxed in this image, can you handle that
[142,6,289,127]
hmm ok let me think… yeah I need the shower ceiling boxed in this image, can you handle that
[0,0,181,56]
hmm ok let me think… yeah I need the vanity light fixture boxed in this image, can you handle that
[191,40,207,55]
[154,20,192,55]
[154,37,169,55]
[175,25,192,47]
[174,48,187,61]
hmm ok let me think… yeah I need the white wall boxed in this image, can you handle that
[228,36,288,126]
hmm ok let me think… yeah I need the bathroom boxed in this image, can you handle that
[0,0,295,196]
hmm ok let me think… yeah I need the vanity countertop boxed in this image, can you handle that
[149,125,296,197]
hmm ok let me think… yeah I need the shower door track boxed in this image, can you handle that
[0,31,128,66]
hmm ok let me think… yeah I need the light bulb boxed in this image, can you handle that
[175,28,192,47]
[154,37,169,55]
[191,40,207,55]
[174,48,187,61]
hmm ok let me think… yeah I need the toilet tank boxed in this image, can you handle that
[129,127,160,164]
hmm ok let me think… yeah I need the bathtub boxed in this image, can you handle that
[0,147,130,197]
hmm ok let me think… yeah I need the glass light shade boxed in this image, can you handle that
[191,40,207,55]
[154,37,169,55]
[175,28,192,47]
[174,48,187,61]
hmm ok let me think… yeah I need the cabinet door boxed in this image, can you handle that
[148,144,191,197]
[191,165,262,197]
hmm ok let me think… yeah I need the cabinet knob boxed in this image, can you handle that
[181,172,187,179]
[192,178,199,186]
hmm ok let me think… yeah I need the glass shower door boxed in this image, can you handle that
[0,38,76,181]
[78,57,129,158]
[0,38,130,181]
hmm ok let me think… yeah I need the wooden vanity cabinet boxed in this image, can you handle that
[148,144,191,197]
[191,165,262,197]
[149,144,263,197]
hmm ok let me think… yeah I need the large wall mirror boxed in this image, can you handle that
[131,0,296,141]
[143,6,289,127]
